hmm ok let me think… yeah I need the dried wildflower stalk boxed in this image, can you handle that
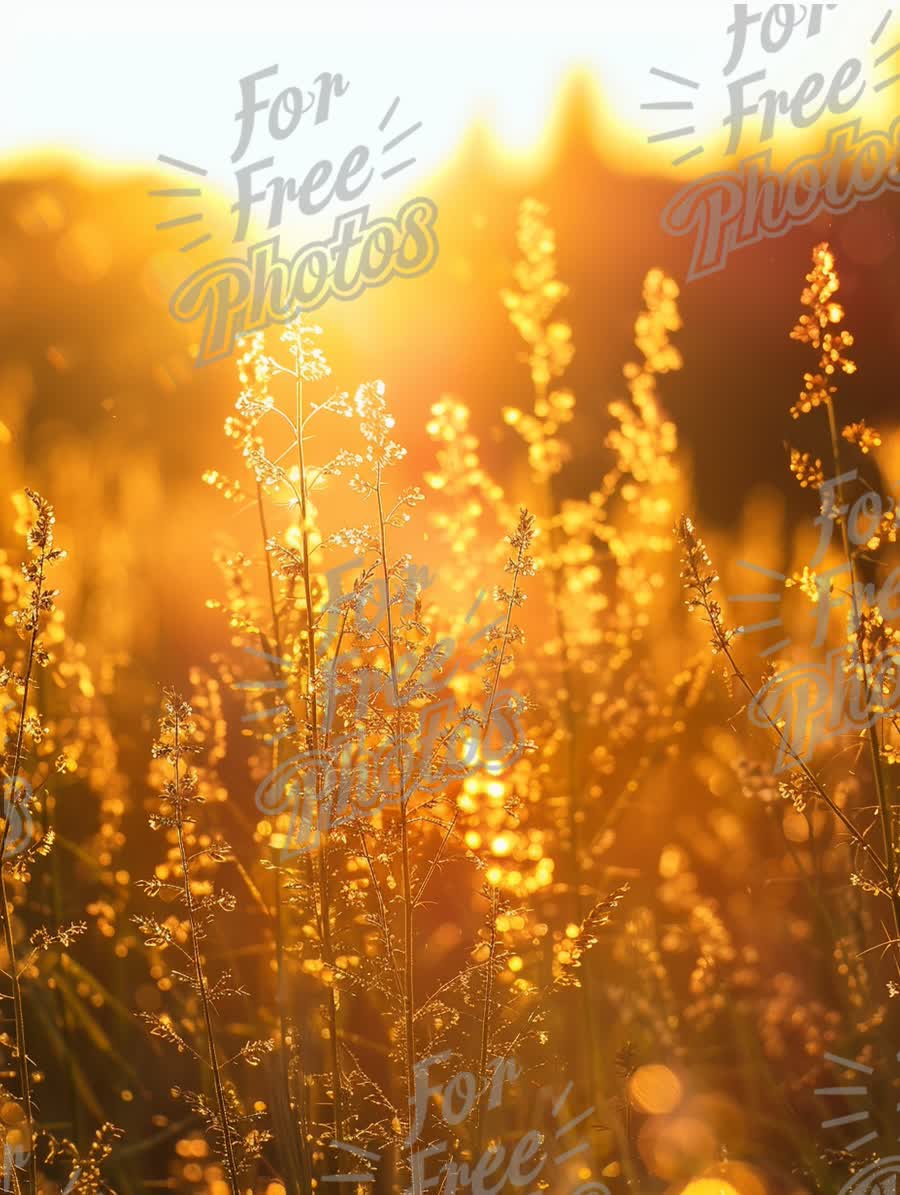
[497,199,683,1125]
[0,490,67,1194]
[288,320,348,1148]
[207,313,549,1186]
[215,321,356,1163]
[788,243,900,959]
[677,516,898,939]
[136,691,261,1192]
[414,506,538,906]
[37,1121,123,1194]
[192,193,692,1186]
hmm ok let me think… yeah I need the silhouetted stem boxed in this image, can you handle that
[294,365,345,1148]
[374,469,417,1164]
[0,538,47,1195]
[823,396,900,965]
[171,706,240,1194]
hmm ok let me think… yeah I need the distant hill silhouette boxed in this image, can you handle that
[0,74,897,636]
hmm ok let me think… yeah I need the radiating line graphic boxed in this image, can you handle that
[550,1080,596,1169]
[728,561,792,658]
[823,1111,871,1128]
[818,1050,884,1154]
[641,101,695,111]
[737,562,787,582]
[646,8,895,168]
[735,618,783,635]
[152,92,424,253]
[147,187,202,198]
[553,1081,575,1117]
[155,213,203,231]
[643,65,704,165]
[726,559,821,659]
[234,647,296,744]
[649,67,700,90]
[378,96,401,132]
[156,155,208,176]
[378,95,422,181]
[556,1105,593,1136]
[672,145,705,167]
[824,1053,874,1075]
[179,233,213,252]
[384,122,422,154]
[873,10,900,90]
[321,1139,380,1184]
[873,9,894,45]
[150,154,212,251]
[845,1130,880,1151]
[332,1142,380,1161]
[321,1077,599,1187]
[815,1087,869,1096]
[382,158,417,180]
[648,126,697,143]
[555,1142,591,1163]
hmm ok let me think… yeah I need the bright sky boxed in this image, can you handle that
[3,0,892,241]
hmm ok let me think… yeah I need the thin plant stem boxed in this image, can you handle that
[256,479,284,667]
[374,466,417,1157]
[414,511,534,908]
[170,704,240,1195]
[823,396,900,959]
[473,885,498,1158]
[293,363,345,1148]
[0,534,48,1195]
[255,476,308,1192]
[680,527,891,890]
[545,466,599,1117]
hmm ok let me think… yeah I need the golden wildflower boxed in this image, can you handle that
[785,566,822,603]
[842,420,882,454]
[501,200,575,482]
[788,448,825,490]
[789,242,856,418]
